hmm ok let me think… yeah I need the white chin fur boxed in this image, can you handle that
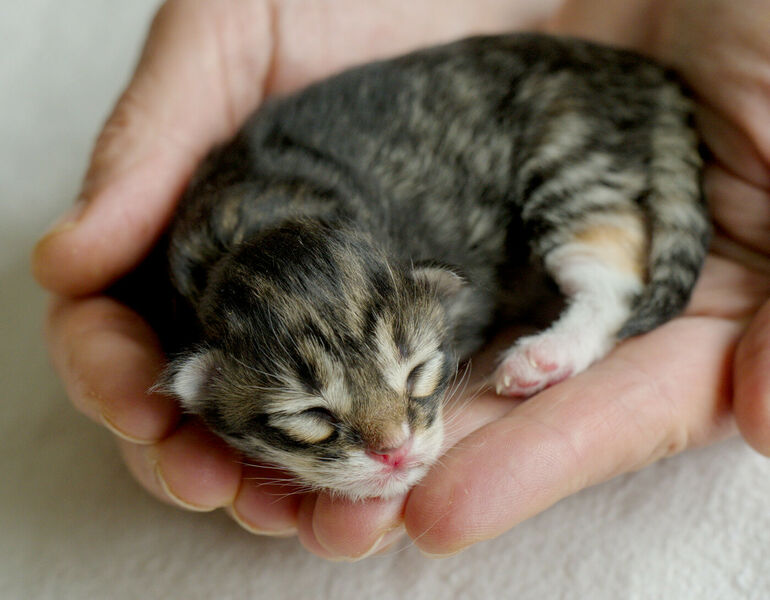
[323,462,432,501]
[237,423,445,500]
[310,434,442,500]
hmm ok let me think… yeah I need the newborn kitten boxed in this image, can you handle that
[161,33,709,500]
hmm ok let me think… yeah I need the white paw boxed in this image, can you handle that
[493,332,599,397]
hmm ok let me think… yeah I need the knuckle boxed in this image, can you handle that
[83,87,153,197]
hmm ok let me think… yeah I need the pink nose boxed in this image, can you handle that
[366,437,413,468]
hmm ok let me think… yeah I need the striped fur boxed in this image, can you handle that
[161,33,709,498]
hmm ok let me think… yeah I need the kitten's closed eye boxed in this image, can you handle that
[270,408,338,444]
[406,354,444,399]
[301,406,338,423]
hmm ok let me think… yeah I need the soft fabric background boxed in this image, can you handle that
[2,1,768,598]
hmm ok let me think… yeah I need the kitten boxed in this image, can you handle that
[160,33,709,500]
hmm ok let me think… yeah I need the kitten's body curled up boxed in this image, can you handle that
[162,34,709,500]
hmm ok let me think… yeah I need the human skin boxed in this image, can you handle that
[34,0,770,559]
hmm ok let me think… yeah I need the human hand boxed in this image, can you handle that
[33,0,561,558]
[548,0,770,457]
[393,0,770,556]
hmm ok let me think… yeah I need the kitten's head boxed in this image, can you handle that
[164,222,465,499]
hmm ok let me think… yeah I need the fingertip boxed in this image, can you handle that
[32,198,88,292]
[155,420,242,511]
[118,438,178,508]
[46,296,180,441]
[296,494,339,559]
[311,494,404,560]
[229,465,302,536]
[118,418,242,514]
[735,300,770,456]
[734,395,770,457]
[226,505,297,538]
[32,154,185,296]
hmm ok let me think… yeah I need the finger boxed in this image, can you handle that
[697,106,770,192]
[310,494,406,560]
[32,0,275,295]
[153,419,242,510]
[684,255,770,320]
[33,0,557,297]
[118,437,180,508]
[118,421,242,511]
[228,465,304,536]
[269,0,560,94]
[734,299,770,456]
[296,495,339,559]
[680,2,770,171]
[706,164,770,257]
[404,318,739,555]
[46,295,180,442]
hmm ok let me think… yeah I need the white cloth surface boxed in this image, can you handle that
[2,1,769,598]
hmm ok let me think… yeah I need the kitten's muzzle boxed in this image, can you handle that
[365,435,414,469]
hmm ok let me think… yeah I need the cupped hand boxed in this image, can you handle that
[549,0,770,456]
[35,0,770,559]
[33,0,563,559]
[399,0,770,555]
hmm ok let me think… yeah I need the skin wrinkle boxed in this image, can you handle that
[213,0,277,135]
[447,419,578,550]
[47,297,180,440]
[697,107,770,191]
[688,256,770,320]
[659,2,770,167]
[707,170,770,257]
[613,321,737,463]
[608,353,688,465]
[505,411,590,500]
[84,89,159,197]
[213,8,243,137]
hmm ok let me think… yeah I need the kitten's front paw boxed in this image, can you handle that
[493,333,579,397]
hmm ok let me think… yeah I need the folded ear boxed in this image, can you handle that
[156,347,217,413]
[411,263,466,299]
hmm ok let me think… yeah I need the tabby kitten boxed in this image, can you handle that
[161,33,709,500]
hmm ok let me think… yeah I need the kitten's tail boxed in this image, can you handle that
[618,98,710,339]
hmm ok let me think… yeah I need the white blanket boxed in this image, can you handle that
[2,2,768,598]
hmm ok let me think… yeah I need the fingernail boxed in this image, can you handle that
[38,197,87,240]
[101,411,156,445]
[340,525,405,562]
[154,464,217,512]
[419,547,464,559]
[225,506,298,537]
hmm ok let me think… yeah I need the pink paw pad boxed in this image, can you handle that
[493,335,576,398]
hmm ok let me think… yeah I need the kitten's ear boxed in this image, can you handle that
[157,348,218,413]
[411,264,466,299]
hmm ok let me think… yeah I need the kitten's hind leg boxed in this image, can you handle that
[494,219,646,397]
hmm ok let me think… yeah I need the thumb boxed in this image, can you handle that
[32,0,273,296]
